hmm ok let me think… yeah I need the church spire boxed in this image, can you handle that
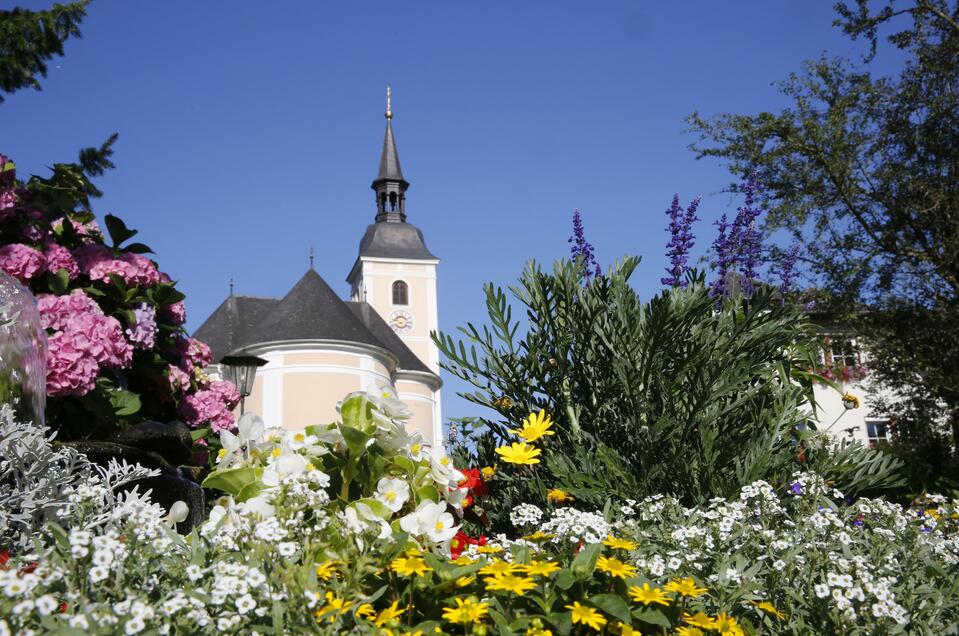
[372,86,409,223]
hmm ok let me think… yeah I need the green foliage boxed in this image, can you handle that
[0,1,90,103]
[686,1,959,482]
[437,258,904,529]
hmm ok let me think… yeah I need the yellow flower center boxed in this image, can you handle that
[385,491,396,502]
[294,433,305,442]
[271,448,282,458]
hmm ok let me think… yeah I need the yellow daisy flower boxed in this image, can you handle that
[390,555,432,578]
[481,465,496,480]
[314,591,353,622]
[596,556,637,579]
[523,560,561,577]
[714,613,745,636]
[525,628,552,636]
[373,600,406,627]
[354,603,375,620]
[476,545,504,554]
[484,574,537,595]
[478,559,522,577]
[682,612,717,629]
[455,575,476,588]
[602,535,638,551]
[750,600,787,620]
[675,627,705,636]
[664,577,708,598]
[547,488,574,503]
[521,531,556,542]
[442,597,489,624]
[494,441,542,465]
[628,583,672,606]
[315,560,337,581]
[565,602,607,631]
[512,410,556,442]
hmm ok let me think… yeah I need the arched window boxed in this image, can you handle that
[392,280,409,305]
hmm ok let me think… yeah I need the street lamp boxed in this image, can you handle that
[219,353,268,415]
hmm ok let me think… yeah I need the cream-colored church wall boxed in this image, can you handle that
[283,372,360,429]
[283,352,360,367]
[395,379,433,398]
[242,376,264,419]
[403,399,435,443]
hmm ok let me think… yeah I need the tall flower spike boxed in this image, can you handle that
[732,173,763,298]
[710,213,732,299]
[568,209,601,279]
[662,194,700,288]
[778,242,801,300]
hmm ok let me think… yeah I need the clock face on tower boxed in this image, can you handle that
[389,309,414,334]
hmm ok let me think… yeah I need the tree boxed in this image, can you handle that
[687,1,959,487]
[0,1,90,103]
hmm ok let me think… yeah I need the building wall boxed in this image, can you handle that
[214,342,440,445]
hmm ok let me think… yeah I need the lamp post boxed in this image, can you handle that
[219,354,268,415]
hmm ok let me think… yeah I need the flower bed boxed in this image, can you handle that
[2,392,957,635]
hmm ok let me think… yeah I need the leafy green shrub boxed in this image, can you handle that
[437,259,904,530]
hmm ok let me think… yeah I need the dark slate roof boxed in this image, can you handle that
[357,221,438,260]
[376,119,406,183]
[193,295,278,362]
[193,270,437,377]
[347,301,433,374]
[252,269,385,349]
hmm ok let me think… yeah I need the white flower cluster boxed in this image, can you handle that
[539,508,609,544]
[509,503,544,528]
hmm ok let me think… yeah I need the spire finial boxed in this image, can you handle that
[385,85,392,120]
[229,277,234,296]
[309,246,315,269]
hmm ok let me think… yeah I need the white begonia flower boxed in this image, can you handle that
[165,500,189,525]
[375,477,410,513]
[399,499,458,543]
[446,486,469,510]
[407,438,427,462]
[429,450,464,487]
[262,449,308,487]
[283,430,327,455]
[242,493,276,520]
[219,413,266,465]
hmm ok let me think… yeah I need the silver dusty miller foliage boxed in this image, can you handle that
[0,404,159,552]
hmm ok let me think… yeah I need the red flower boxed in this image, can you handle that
[0,549,10,568]
[458,468,489,499]
[449,531,488,559]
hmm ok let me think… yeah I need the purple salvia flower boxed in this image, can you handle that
[661,195,700,288]
[710,213,733,299]
[778,242,801,298]
[732,173,764,298]
[126,302,158,350]
[788,481,804,495]
[568,209,601,279]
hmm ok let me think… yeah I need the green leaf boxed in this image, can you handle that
[570,542,602,577]
[202,465,262,497]
[554,569,575,590]
[109,389,141,416]
[339,394,375,432]
[589,594,631,624]
[189,427,210,441]
[633,608,671,630]
[47,268,69,294]
[122,242,154,254]
[339,424,372,457]
[104,213,138,247]
[235,480,265,503]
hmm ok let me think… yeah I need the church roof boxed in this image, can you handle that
[357,221,437,260]
[192,269,437,379]
[375,118,407,185]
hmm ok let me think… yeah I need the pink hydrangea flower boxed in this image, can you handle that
[162,300,186,326]
[37,290,133,370]
[73,244,161,287]
[45,331,101,397]
[43,242,79,280]
[171,336,212,374]
[209,380,241,410]
[0,243,45,283]
[50,217,103,243]
[178,389,235,432]
[167,364,191,392]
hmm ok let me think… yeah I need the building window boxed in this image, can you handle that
[827,337,860,367]
[866,420,891,448]
[392,280,408,306]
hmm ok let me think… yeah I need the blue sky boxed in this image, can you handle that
[4,1,897,424]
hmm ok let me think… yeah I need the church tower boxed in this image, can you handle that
[347,88,442,441]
